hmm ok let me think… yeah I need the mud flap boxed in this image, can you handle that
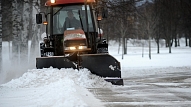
[36,56,76,69]
[79,54,123,85]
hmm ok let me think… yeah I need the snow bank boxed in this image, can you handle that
[0,68,111,107]
[2,68,112,88]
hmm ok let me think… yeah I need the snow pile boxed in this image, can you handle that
[2,67,112,88]
[0,68,111,107]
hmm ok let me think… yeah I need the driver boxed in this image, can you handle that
[63,10,81,31]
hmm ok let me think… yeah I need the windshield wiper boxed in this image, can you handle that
[54,7,64,16]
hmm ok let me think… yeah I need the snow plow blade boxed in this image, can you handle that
[36,56,76,69]
[80,54,123,85]
[105,78,124,86]
[36,54,123,85]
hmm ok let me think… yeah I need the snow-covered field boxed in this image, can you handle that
[0,39,191,107]
[108,39,191,78]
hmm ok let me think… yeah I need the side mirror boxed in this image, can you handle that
[102,8,108,18]
[36,14,42,24]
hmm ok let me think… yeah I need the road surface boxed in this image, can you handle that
[89,69,191,107]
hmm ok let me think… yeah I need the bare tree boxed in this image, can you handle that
[29,0,41,63]
[2,0,35,67]
[12,0,23,65]
[136,1,157,58]
[19,0,35,65]
[101,0,191,50]
[180,0,191,47]
[106,0,137,57]
[155,0,188,52]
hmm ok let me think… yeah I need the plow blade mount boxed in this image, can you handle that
[36,56,76,69]
[80,54,123,85]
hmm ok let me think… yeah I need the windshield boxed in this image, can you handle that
[48,5,95,35]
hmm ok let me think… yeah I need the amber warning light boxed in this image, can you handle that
[50,0,56,3]
[43,21,48,25]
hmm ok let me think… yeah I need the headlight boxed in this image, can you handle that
[69,47,76,50]
[65,46,87,50]
[78,46,87,49]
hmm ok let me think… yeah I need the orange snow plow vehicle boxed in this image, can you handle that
[36,0,123,85]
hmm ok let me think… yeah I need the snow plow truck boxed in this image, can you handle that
[36,0,123,85]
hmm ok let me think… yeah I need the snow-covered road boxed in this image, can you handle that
[1,67,190,107]
[90,67,191,107]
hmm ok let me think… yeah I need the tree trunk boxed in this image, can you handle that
[149,36,151,59]
[147,22,151,59]
[177,38,180,46]
[122,37,124,59]
[156,29,160,54]
[185,33,188,46]
[120,19,127,59]
[121,22,127,56]
[2,0,12,41]
[156,38,160,54]
[0,0,2,71]
[188,31,191,47]
[20,0,31,65]
[29,0,40,64]
[165,38,168,47]
[118,38,121,54]
[123,38,127,55]
[169,25,172,53]
[12,0,23,65]
[174,35,177,47]
[189,37,191,47]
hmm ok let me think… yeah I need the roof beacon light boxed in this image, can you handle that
[50,0,56,3]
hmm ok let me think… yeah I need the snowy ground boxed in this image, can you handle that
[0,39,191,107]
